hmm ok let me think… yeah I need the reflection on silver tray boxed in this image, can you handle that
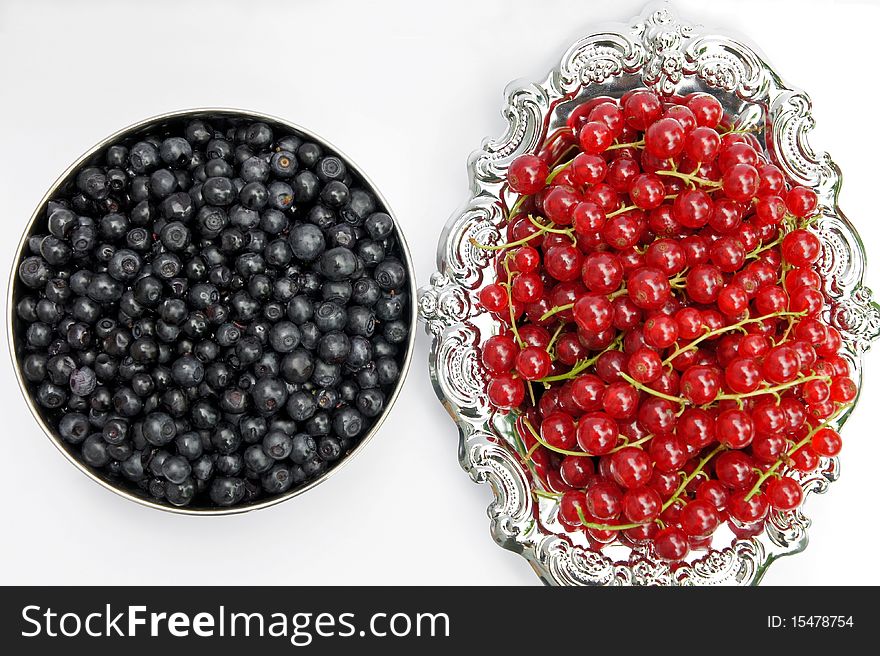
[418,2,880,585]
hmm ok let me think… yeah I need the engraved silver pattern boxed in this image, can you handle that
[419,2,880,585]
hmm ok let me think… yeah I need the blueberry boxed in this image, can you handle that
[289,223,325,262]
[251,376,288,415]
[192,455,215,481]
[108,249,143,281]
[318,247,357,281]
[356,388,385,417]
[239,415,268,444]
[263,430,293,460]
[245,122,273,149]
[69,366,97,396]
[77,167,109,199]
[215,453,243,476]
[333,407,364,439]
[58,412,90,444]
[209,477,245,506]
[270,151,298,178]
[241,156,270,183]
[143,411,177,445]
[374,258,407,290]
[244,443,274,474]
[121,453,146,481]
[160,137,193,168]
[36,382,67,408]
[165,478,196,506]
[239,182,268,210]
[289,433,316,464]
[172,354,205,387]
[301,455,327,478]
[294,171,320,203]
[285,391,317,422]
[185,120,212,147]
[318,331,350,364]
[311,360,340,388]
[160,221,191,251]
[317,156,346,182]
[150,168,178,198]
[314,302,347,332]
[82,434,111,467]
[375,293,406,321]
[211,423,241,454]
[162,455,192,483]
[346,306,375,337]
[130,141,161,173]
[364,212,394,240]
[203,177,236,206]
[317,436,342,462]
[281,348,315,384]
[19,256,51,289]
[320,181,349,208]
[343,188,376,223]
[261,464,293,494]
[297,142,322,168]
[383,319,409,344]
[48,208,78,239]
[286,295,313,324]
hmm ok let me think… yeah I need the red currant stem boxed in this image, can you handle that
[606,204,639,219]
[525,438,542,461]
[743,402,854,501]
[534,489,562,499]
[545,159,575,185]
[575,506,643,531]
[522,416,654,458]
[655,169,722,189]
[507,194,529,221]
[527,214,575,241]
[746,234,784,260]
[526,380,537,407]
[537,333,625,385]
[616,433,655,451]
[469,231,539,252]
[522,418,588,457]
[668,273,688,290]
[661,445,727,512]
[715,374,831,402]
[608,288,628,300]
[502,257,524,348]
[542,126,575,150]
[619,372,687,407]
[546,322,566,354]
[719,126,758,136]
[777,317,796,346]
[539,303,574,322]
[606,139,645,151]
[662,310,806,366]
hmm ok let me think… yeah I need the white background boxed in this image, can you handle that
[1,0,878,586]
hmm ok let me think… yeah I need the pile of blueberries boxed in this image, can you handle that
[14,116,410,508]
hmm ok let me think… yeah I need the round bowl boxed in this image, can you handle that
[9,108,416,515]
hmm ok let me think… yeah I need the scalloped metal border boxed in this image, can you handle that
[419,2,880,585]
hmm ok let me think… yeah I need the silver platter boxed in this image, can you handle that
[418,2,880,585]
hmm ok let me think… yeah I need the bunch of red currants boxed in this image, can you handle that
[474,89,856,562]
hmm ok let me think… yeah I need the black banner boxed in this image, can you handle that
[0,586,872,654]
